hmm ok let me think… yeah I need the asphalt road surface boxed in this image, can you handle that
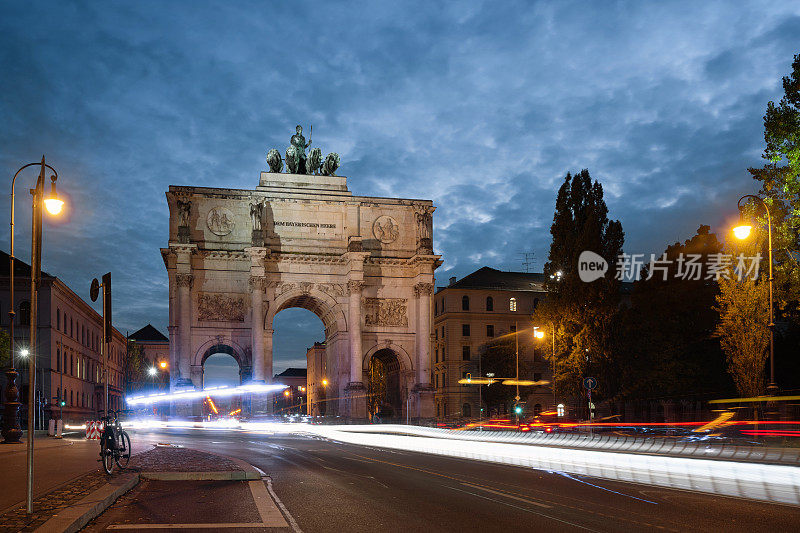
[93,426,800,532]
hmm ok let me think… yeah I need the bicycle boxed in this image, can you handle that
[98,410,131,474]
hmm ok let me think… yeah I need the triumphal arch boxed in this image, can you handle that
[161,127,440,420]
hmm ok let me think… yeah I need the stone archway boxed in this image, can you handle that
[366,348,404,421]
[199,344,243,388]
[162,145,441,420]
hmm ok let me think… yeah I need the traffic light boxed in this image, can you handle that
[514,405,523,415]
[60,400,66,407]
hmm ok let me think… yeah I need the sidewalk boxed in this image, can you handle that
[0,445,291,533]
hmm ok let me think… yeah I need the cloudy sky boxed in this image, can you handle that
[1,1,798,376]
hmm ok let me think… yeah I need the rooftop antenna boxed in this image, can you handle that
[518,251,536,273]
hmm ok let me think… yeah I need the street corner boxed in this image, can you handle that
[129,445,261,480]
[81,477,292,531]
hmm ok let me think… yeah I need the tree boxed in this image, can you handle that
[478,336,533,414]
[714,228,771,398]
[715,277,770,398]
[535,169,624,400]
[124,340,146,395]
[748,53,800,310]
[611,226,732,401]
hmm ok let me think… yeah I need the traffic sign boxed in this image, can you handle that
[583,377,597,390]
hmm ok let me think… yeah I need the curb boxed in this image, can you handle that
[140,469,259,481]
[33,472,139,533]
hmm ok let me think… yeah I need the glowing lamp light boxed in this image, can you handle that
[733,224,752,240]
[534,330,544,339]
[20,348,29,358]
[159,360,168,370]
[44,181,64,215]
[321,379,328,386]
[148,367,158,377]
[283,390,290,397]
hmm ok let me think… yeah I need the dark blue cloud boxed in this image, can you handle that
[1,1,798,364]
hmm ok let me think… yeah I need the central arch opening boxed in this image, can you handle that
[367,349,403,421]
[273,307,325,417]
[201,344,242,418]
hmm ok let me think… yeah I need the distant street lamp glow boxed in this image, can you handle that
[19,348,29,358]
[148,367,158,377]
[44,181,64,215]
[733,224,752,240]
[159,360,168,370]
[321,379,328,386]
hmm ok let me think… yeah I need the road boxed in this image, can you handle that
[87,426,800,532]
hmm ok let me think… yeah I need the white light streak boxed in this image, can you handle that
[125,383,288,406]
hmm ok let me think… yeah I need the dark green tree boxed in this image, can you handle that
[535,169,624,400]
[0,329,10,369]
[612,226,733,401]
[748,53,800,311]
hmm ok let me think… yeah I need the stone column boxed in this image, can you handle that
[345,279,367,420]
[413,281,436,420]
[249,275,268,382]
[347,280,364,384]
[175,273,194,387]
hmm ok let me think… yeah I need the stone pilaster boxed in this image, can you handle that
[175,272,194,386]
[413,282,434,386]
[249,275,268,382]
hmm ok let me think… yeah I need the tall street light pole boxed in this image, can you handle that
[733,194,777,395]
[14,157,64,514]
[3,159,59,445]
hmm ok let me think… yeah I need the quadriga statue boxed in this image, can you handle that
[321,152,340,176]
[266,149,283,173]
[306,147,322,175]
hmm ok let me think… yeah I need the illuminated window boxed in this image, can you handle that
[486,296,493,311]
[509,298,517,311]
[557,403,565,417]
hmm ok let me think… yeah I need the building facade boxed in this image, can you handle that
[306,342,327,416]
[127,324,170,395]
[161,149,441,420]
[432,267,553,420]
[1,251,126,426]
[273,368,307,415]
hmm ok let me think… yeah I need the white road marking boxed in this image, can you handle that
[249,479,289,527]
[460,482,552,508]
[266,477,303,533]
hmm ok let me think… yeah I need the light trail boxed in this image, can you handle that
[125,383,288,406]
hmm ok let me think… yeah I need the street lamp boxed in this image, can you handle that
[159,360,168,370]
[19,348,29,358]
[1,157,65,517]
[148,367,158,377]
[734,194,777,395]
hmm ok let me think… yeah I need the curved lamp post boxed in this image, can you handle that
[733,194,777,395]
[1,157,64,515]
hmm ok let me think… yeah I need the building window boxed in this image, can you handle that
[486,324,494,337]
[437,404,440,417]
[462,295,469,311]
[70,390,73,406]
[441,326,445,338]
[434,301,438,315]
[486,296,493,311]
[462,345,470,360]
[534,403,542,416]
[57,308,60,330]
[462,324,470,337]
[534,298,540,309]
[70,353,73,376]
[534,373,542,381]
[463,403,471,417]
[510,324,516,333]
[19,301,31,326]
[70,317,73,337]
[509,298,517,311]
[56,347,61,372]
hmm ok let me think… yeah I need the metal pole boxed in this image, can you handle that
[26,158,45,514]
[551,322,556,408]
[478,348,482,429]
[765,203,776,394]
[102,286,108,419]
[514,320,519,423]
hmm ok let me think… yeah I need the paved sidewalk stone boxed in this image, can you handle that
[0,468,110,532]
[128,446,240,472]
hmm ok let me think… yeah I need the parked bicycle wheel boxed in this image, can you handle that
[116,431,131,468]
[100,440,115,475]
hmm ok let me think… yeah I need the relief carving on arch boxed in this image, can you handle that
[198,293,246,322]
[363,297,408,327]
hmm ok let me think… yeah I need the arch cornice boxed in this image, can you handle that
[362,342,414,374]
[193,337,249,368]
[267,287,347,335]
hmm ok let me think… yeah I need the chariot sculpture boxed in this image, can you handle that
[266,125,340,176]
